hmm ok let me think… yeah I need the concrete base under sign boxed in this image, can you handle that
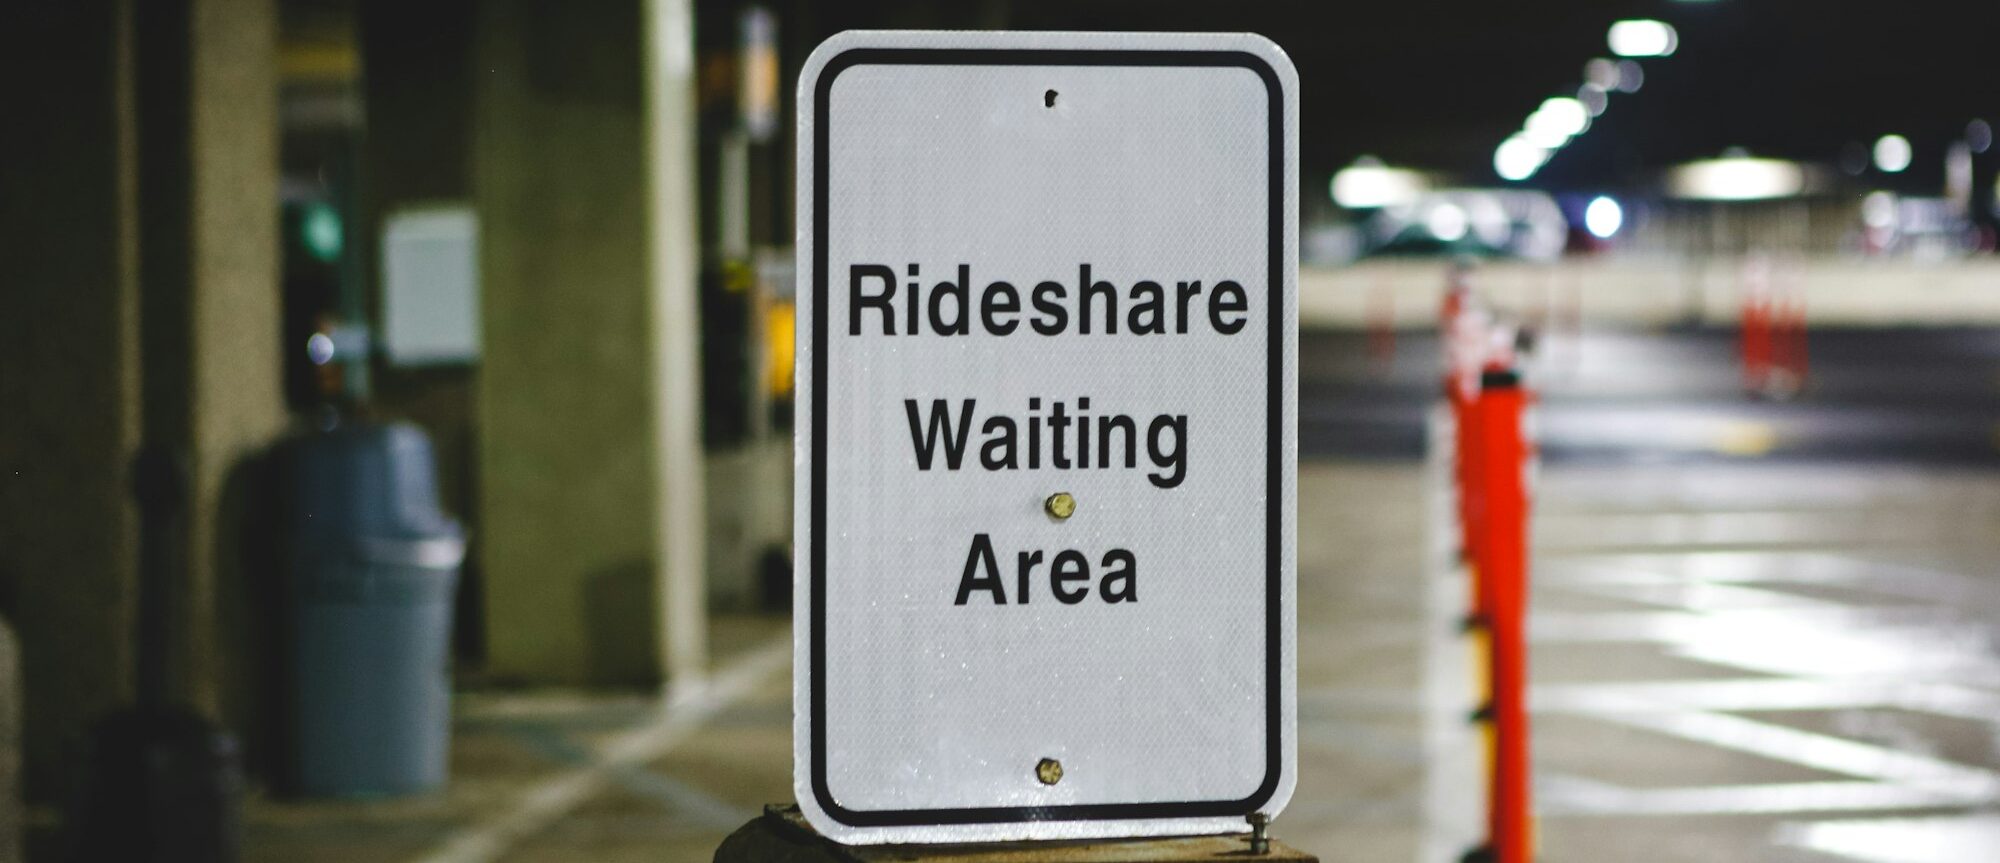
[713,805,1318,862]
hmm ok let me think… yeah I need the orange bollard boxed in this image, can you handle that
[1740,295,1770,393]
[1472,367,1532,863]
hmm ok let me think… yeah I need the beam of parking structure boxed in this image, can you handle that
[413,635,788,863]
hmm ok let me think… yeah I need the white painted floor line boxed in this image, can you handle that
[1534,677,2000,718]
[1597,709,2000,792]
[1541,779,1997,817]
[1419,404,1485,863]
[1527,606,1946,644]
[1536,549,1991,606]
[413,635,792,863]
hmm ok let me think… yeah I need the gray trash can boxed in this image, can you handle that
[280,421,464,797]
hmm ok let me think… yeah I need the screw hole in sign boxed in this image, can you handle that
[1044,89,1058,108]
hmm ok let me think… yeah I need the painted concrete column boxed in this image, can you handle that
[0,0,281,796]
[474,0,705,685]
[643,0,710,693]
[0,2,144,801]
[135,0,285,728]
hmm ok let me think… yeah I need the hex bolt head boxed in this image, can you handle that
[1035,758,1064,785]
[1044,492,1077,520]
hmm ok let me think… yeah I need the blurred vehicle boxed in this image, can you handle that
[1359,189,1568,262]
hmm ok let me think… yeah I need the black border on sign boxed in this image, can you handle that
[810,46,1285,828]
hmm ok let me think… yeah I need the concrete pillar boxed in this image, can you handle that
[474,0,705,685]
[134,0,285,727]
[0,2,143,801]
[643,0,710,691]
[0,0,281,797]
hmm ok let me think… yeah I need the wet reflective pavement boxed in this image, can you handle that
[1524,463,2000,861]
[1298,325,2000,860]
[237,324,2000,861]
[238,469,2000,862]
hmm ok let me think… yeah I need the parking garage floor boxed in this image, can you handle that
[231,325,2000,861]
[225,456,2000,862]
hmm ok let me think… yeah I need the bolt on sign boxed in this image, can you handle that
[794,30,1299,845]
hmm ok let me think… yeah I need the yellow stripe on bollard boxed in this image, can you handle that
[766,300,795,399]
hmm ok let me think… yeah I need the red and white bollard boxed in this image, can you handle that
[1466,365,1533,863]
[1739,261,1773,395]
[1441,262,1536,862]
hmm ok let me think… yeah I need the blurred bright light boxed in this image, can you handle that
[1537,97,1591,137]
[1667,157,1806,201]
[1524,100,1587,149]
[1584,196,1624,238]
[1521,124,1569,150]
[301,202,344,264]
[1426,201,1469,242]
[1578,84,1609,117]
[1873,135,1912,173]
[1860,191,1898,229]
[306,333,336,366]
[1608,20,1678,57]
[1584,58,1619,90]
[1969,120,1993,154]
[1330,156,1427,208]
[1615,60,1645,93]
[1494,136,1548,181]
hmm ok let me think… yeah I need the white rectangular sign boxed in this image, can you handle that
[794,30,1297,845]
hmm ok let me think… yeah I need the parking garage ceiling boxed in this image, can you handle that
[798,0,2000,189]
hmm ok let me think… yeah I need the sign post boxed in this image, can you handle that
[794,30,1298,846]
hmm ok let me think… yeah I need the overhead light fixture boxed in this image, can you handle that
[1584,58,1620,90]
[1536,97,1590,137]
[1330,156,1427,208]
[1614,60,1645,93]
[1577,84,1609,117]
[1667,156,1806,201]
[1872,134,1912,173]
[1523,108,1581,149]
[1609,20,1678,57]
[1968,120,1993,155]
[1494,136,1548,182]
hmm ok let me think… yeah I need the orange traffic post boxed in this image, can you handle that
[1740,294,1770,393]
[1473,367,1532,863]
